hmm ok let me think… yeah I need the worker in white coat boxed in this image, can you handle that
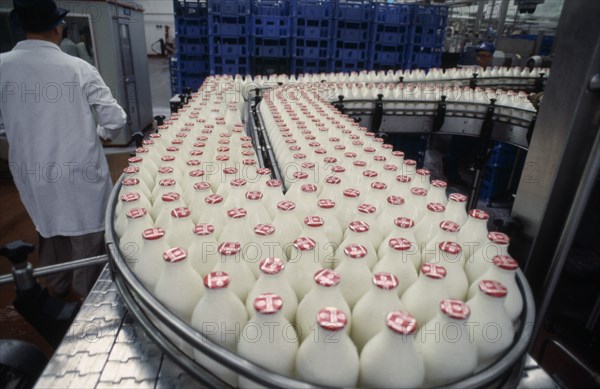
[1,0,127,297]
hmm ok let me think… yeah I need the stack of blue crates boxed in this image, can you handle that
[251,0,292,74]
[173,0,210,93]
[333,0,373,72]
[208,0,251,75]
[291,0,334,74]
[479,142,525,202]
[370,2,412,71]
[409,4,448,69]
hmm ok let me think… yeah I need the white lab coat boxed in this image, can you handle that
[0,40,127,238]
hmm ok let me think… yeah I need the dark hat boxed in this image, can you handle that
[11,0,69,33]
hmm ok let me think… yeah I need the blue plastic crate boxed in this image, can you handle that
[211,17,249,36]
[373,3,413,25]
[412,26,445,48]
[177,37,210,56]
[296,0,334,19]
[295,23,331,40]
[175,0,208,17]
[373,50,404,65]
[334,59,368,72]
[254,42,290,57]
[336,0,374,22]
[179,58,210,74]
[335,47,368,61]
[214,42,249,56]
[374,29,410,45]
[176,17,208,36]
[294,45,329,59]
[212,55,250,74]
[410,51,442,69]
[180,74,205,91]
[252,0,291,16]
[487,142,519,169]
[208,0,251,15]
[413,5,448,27]
[336,27,369,43]
[252,15,291,37]
[293,58,331,74]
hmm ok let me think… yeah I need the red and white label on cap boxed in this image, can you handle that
[396,175,412,183]
[427,202,446,212]
[331,165,346,173]
[142,227,165,240]
[204,271,230,289]
[227,208,247,219]
[439,241,462,254]
[354,161,368,168]
[317,199,336,210]
[364,147,376,153]
[389,237,412,251]
[190,150,203,156]
[373,272,399,290]
[286,139,297,145]
[163,247,187,263]
[325,176,341,185]
[308,142,321,148]
[259,257,284,275]
[161,155,176,162]
[431,179,448,188]
[488,231,510,245]
[416,168,431,176]
[301,184,318,193]
[142,140,154,146]
[394,217,415,228]
[293,153,307,160]
[266,179,282,188]
[349,220,370,233]
[492,255,518,270]
[294,237,316,251]
[240,136,252,142]
[158,167,174,175]
[304,216,324,228]
[293,171,309,180]
[373,155,387,162]
[317,307,347,331]
[230,179,247,187]
[257,168,271,175]
[449,193,468,203]
[404,159,417,166]
[479,280,508,298]
[149,133,161,139]
[159,179,177,187]
[223,167,238,175]
[352,140,364,146]
[205,194,224,204]
[384,164,398,172]
[410,187,428,196]
[344,151,357,158]
[469,209,489,220]
[392,150,405,157]
[193,223,215,236]
[254,223,275,236]
[358,203,377,214]
[329,137,340,142]
[194,141,206,148]
[387,195,405,205]
[161,192,180,202]
[382,144,393,150]
[344,244,367,259]
[371,182,387,190]
[343,188,360,198]
[122,178,140,186]
[134,148,148,154]
[324,157,337,164]
[302,162,316,170]
[218,242,241,256]
[334,145,347,151]
[123,166,139,174]
[288,145,301,151]
[171,207,191,218]
[386,311,417,335]
[421,263,447,279]
[216,155,230,161]
[254,293,284,315]
[440,299,470,320]
[120,192,140,202]
[217,146,230,153]
[245,191,263,200]
[314,269,341,287]
[165,147,180,153]
[126,208,147,219]
[277,200,296,211]
[440,220,460,233]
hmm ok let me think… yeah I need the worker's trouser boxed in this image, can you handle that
[39,231,105,297]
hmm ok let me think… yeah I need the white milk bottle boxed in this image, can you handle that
[402,263,449,324]
[338,221,378,269]
[285,237,323,299]
[154,247,204,323]
[220,178,249,209]
[334,244,373,308]
[466,231,510,284]
[293,184,320,219]
[380,163,398,185]
[164,207,196,249]
[378,195,408,236]
[427,179,448,205]
[391,175,412,201]
[296,269,352,341]
[405,187,429,223]
[119,208,153,264]
[364,182,389,211]
[319,175,343,203]
[337,188,362,228]
[154,192,186,227]
[373,238,419,294]
[190,271,248,387]
[414,202,447,247]
[411,168,432,190]
[188,183,213,223]
[237,293,299,389]
[284,171,311,203]
[431,241,468,300]
[315,199,344,246]
[213,242,256,301]
[360,311,424,388]
[300,216,336,269]
[201,194,227,239]
[219,208,253,248]
[122,166,153,194]
[468,255,523,322]
[187,224,220,277]
[245,224,287,277]
[152,178,184,204]
[379,217,417,258]
[132,227,169,290]
[467,280,514,371]
[245,258,297,323]
[457,209,490,260]
[262,179,285,217]
[295,307,359,387]
[247,167,272,192]
[402,159,417,179]
[351,273,405,351]
[272,201,303,258]
[119,178,152,202]
[416,299,477,387]
[114,193,151,238]
[445,193,469,226]
[244,191,271,226]
[423,220,461,264]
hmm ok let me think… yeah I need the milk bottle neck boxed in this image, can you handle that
[470,289,506,308]
[464,217,487,230]
[381,327,416,346]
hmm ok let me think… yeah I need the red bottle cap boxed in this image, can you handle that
[371,182,387,190]
[218,242,241,256]
[277,200,296,211]
[439,220,460,232]
[227,208,247,219]
[431,179,448,188]
[344,151,357,158]
[126,208,147,219]
[161,155,176,162]
[193,224,215,236]
[245,191,263,200]
[294,237,316,251]
[142,227,165,240]
[314,269,341,287]
[349,221,370,233]
[254,293,284,315]
[123,166,139,174]
[325,176,341,185]
[421,263,447,279]
[362,170,378,178]
[492,255,518,270]
[187,159,201,167]
[404,159,417,166]
[304,216,324,228]
[396,175,411,183]
[301,184,318,193]
[204,271,230,289]
[439,241,462,254]
[324,157,337,164]
[389,237,412,251]
[331,166,346,173]
[440,299,470,320]
[122,178,140,186]
[171,207,191,218]
[344,244,367,259]
[392,150,405,157]
[394,217,415,228]
[373,272,399,290]
[159,179,176,187]
[387,195,405,205]
[161,192,180,202]
[293,171,309,180]
[120,192,140,202]
[449,193,468,203]
[259,257,284,275]
[386,311,418,335]
[478,280,508,298]
[410,187,428,196]
[343,188,360,198]
[373,155,387,162]
[193,182,211,191]
[357,203,377,214]
[163,247,187,263]
[468,209,489,220]
[416,168,431,176]
[317,199,336,209]
[254,223,275,236]
[488,231,510,245]
[427,203,446,212]
[317,307,347,331]
[266,179,282,188]
[189,170,205,178]
[189,150,203,156]
[205,194,224,204]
